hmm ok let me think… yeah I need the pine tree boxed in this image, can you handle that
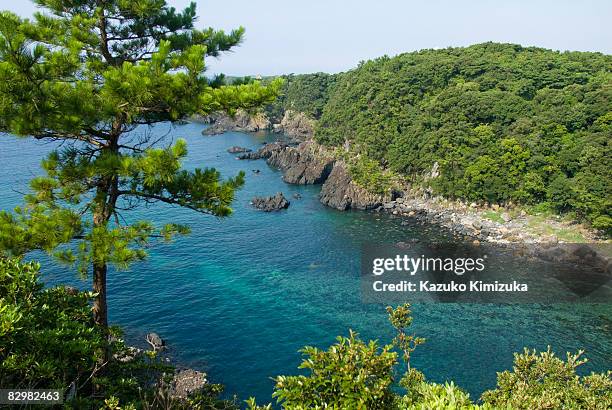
[0,0,281,329]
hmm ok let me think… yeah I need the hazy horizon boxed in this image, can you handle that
[2,0,611,76]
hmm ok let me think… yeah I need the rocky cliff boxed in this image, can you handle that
[267,141,334,184]
[200,108,316,140]
[238,142,289,160]
[202,110,271,135]
[240,141,388,210]
[319,162,390,210]
[272,110,315,140]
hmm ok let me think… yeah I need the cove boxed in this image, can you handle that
[1,122,610,402]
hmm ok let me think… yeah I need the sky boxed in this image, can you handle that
[2,0,611,76]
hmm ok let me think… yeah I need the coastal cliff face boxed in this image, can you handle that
[239,141,389,210]
[202,110,271,135]
[267,141,334,184]
[319,162,389,210]
[273,110,315,141]
[200,108,316,140]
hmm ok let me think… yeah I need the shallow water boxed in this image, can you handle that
[1,123,610,403]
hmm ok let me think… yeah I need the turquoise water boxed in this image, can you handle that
[1,123,610,403]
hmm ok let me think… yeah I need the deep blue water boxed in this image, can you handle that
[1,123,610,404]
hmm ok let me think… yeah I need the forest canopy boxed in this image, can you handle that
[264,72,337,121]
[312,43,611,232]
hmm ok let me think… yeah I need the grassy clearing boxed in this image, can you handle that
[482,210,505,224]
[526,214,587,242]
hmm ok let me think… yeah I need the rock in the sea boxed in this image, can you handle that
[227,146,252,153]
[267,141,334,184]
[251,192,290,211]
[145,332,165,351]
[238,142,287,160]
[319,162,389,210]
[171,369,208,399]
[293,193,302,199]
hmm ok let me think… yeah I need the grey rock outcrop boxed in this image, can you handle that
[238,142,287,160]
[227,146,252,153]
[251,192,290,211]
[202,110,271,135]
[273,110,315,140]
[146,332,165,351]
[267,141,334,184]
[171,369,208,399]
[319,162,389,210]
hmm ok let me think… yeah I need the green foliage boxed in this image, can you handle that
[386,304,425,374]
[315,43,612,233]
[348,155,396,195]
[0,257,104,389]
[265,72,337,121]
[273,330,398,409]
[482,347,612,409]
[0,0,280,326]
[397,382,481,410]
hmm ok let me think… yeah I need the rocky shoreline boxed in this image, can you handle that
[199,109,314,141]
[236,140,603,246]
[114,332,209,399]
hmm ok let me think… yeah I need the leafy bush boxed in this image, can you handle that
[481,348,612,409]
[397,382,479,410]
[348,155,396,195]
[272,330,398,409]
[0,257,104,390]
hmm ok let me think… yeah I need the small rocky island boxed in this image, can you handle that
[227,146,252,153]
[251,192,290,211]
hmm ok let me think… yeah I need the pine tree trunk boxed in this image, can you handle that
[92,261,108,329]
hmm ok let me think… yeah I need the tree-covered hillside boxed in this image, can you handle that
[265,72,337,121]
[314,43,611,232]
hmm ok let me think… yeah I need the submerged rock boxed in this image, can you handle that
[251,192,290,211]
